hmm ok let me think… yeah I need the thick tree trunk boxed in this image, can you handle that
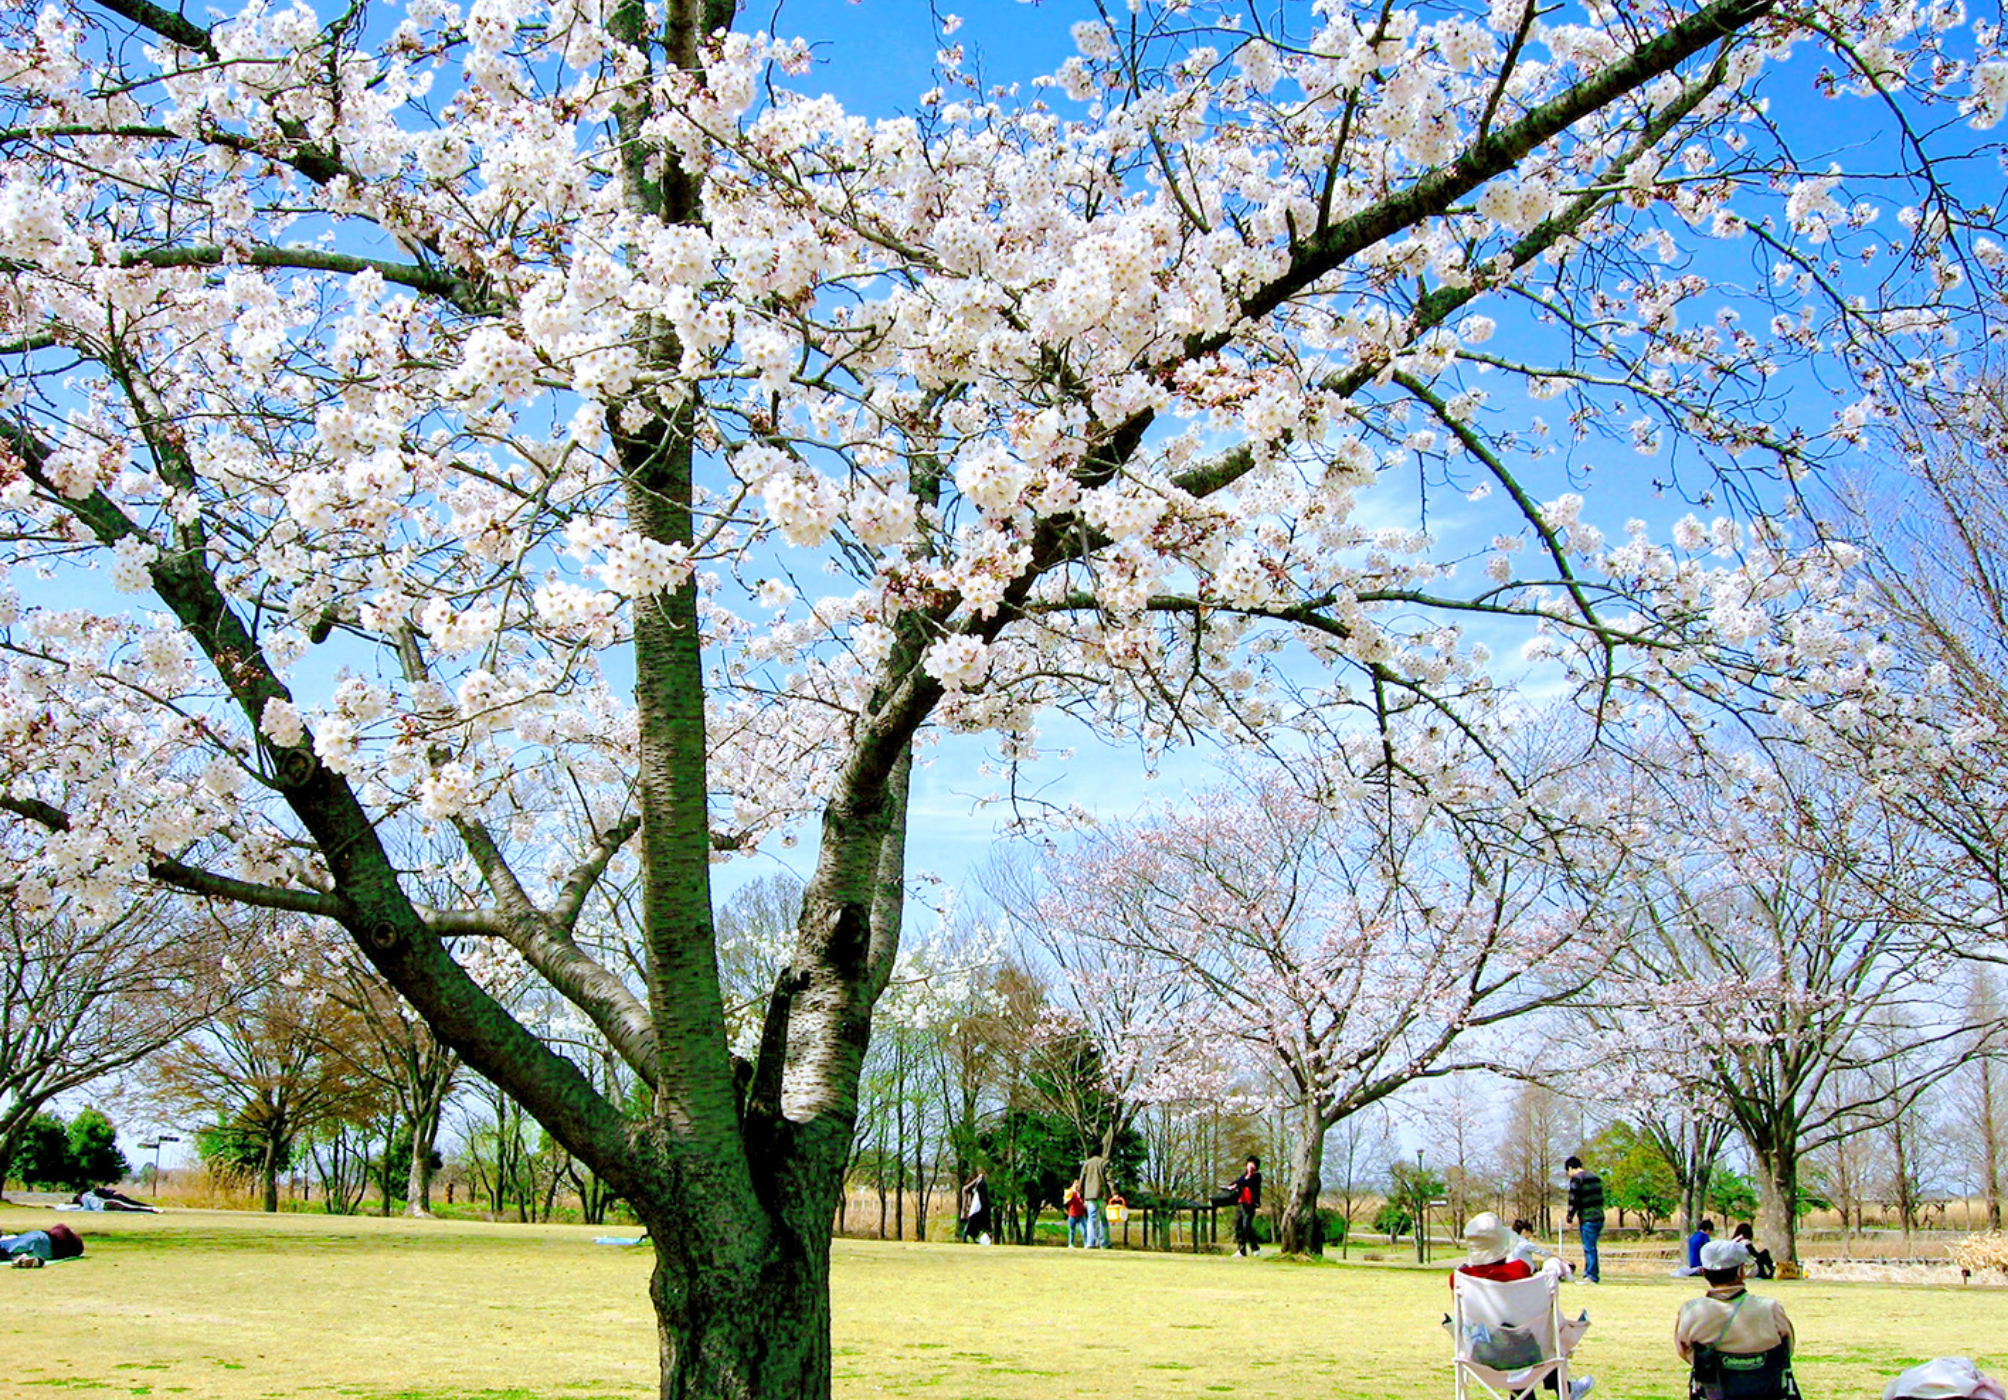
[1756,1148,1798,1267]
[646,1227,833,1399]
[1277,1103,1328,1255]
[260,1134,281,1214]
[407,1090,442,1217]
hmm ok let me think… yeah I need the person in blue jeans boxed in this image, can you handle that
[1566,1155,1605,1283]
[1081,1151,1112,1248]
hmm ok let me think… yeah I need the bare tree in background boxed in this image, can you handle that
[0,897,236,1196]
[145,931,377,1212]
[320,959,461,1216]
[1953,971,2008,1230]
[1498,1082,1569,1238]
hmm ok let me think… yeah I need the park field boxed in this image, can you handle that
[0,1208,2002,1399]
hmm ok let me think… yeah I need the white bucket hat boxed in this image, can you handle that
[1699,1239,1753,1272]
[1462,1212,1514,1267]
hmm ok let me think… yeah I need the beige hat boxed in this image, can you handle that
[1462,1212,1514,1267]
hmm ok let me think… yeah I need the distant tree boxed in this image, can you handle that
[0,898,235,1196]
[64,1108,128,1188]
[1385,1160,1445,1262]
[198,1111,296,1180]
[297,1116,371,1214]
[1705,1168,1759,1222]
[1600,767,1986,1264]
[1328,1106,1398,1261]
[1591,1122,1678,1233]
[321,958,466,1217]
[1498,1082,1569,1235]
[1036,768,1608,1256]
[960,1106,1130,1246]
[6,1112,73,1190]
[150,930,378,1211]
[4,1108,129,1191]
[1372,1199,1413,1244]
[1953,972,2007,1230]
[1423,1077,1496,1241]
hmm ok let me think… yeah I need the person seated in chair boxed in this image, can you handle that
[1456,1214,1594,1400]
[1676,1239,1797,1400]
[1457,1212,1536,1286]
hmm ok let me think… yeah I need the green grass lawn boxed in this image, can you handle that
[0,1208,2000,1398]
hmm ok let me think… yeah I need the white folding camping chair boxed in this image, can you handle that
[1450,1271,1590,1400]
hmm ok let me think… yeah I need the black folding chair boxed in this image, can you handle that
[1689,1342,1799,1400]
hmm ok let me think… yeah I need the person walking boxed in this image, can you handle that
[1565,1155,1606,1284]
[1081,1149,1112,1249]
[960,1169,993,1245]
[1229,1155,1262,1257]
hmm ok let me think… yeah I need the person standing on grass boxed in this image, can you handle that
[961,1169,993,1246]
[1565,1155,1605,1284]
[1229,1156,1262,1257]
[1081,1149,1112,1249]
[1064,1178,1087,1249]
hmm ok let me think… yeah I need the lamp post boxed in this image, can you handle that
[139,1134,179,1196]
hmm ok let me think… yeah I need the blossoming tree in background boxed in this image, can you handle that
[0,0,1998,1386]
[1026,763,1621,1255]
[983,846,1234,1167]
[1582,762,1987,1265]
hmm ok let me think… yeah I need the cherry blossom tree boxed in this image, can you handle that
[1587,763,1988,1264]
[1837,381,2008,959]
[0,0,1998,1386]
[1030,766,1613,1254]
[985,848,1229,1161]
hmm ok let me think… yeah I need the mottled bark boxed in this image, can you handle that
[1278,1104,1329,1256]
[1755,1146,1799,1268]
[646,1218,833,1400]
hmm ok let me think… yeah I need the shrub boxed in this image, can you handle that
[1951,1230,2008,1275]
[7,1108,129,1191]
